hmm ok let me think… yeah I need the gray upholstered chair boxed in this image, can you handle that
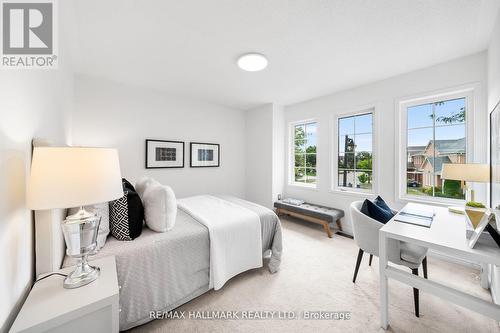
[350,201,428,317]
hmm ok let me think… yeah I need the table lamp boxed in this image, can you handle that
[27,147,123,288]
[441,163,489,203]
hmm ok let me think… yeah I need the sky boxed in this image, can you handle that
[407,98,466,147]
[298,98,465,152]
[339,113,373,152]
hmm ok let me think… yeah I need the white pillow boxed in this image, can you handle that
[142,183,177,232]
[68,203,110,252]
[135,176,159,200]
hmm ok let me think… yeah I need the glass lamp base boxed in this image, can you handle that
[63,261,100,289]
[61,207,101,289]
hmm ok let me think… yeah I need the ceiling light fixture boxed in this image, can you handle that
[237,53,268,72]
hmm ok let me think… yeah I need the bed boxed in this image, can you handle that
[37,195,282,331]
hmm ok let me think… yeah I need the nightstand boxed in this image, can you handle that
[10,256,119,333]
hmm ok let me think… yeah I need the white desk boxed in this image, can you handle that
[379,203,500,329]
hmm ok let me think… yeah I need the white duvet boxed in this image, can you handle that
[177,195,263,290]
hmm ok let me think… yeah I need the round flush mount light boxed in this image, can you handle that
[237,53,268,72]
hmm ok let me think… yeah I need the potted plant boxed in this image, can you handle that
[465,201,487,228]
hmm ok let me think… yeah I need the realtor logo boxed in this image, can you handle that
[1,0,57,68]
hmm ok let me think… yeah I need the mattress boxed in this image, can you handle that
[63,196,282,331]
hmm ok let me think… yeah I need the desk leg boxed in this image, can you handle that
[379,231,389,329]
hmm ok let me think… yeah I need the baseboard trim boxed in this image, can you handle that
[337,231,353,239]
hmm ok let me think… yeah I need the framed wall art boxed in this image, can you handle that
[190,142,220,168]
[491,100,500,209]
[146,139,184,168]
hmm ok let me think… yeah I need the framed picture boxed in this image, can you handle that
[146,139,184,168]
[491,99,500,210]
[190,142,220,167]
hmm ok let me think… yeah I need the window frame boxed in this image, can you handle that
[396,87,475,205]
[288,119,318,188]
[332,107,377,195]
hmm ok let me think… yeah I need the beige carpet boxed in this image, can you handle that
[129,216,500,333]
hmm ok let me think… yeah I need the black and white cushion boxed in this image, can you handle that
[109,179,144,241]
[109,192,131,240]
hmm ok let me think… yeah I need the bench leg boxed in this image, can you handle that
[336,219,343,231]
[322,221,333,238]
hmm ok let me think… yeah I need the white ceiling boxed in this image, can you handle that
[72,0,500,110]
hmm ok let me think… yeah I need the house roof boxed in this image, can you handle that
[422,156,452,173]
[407,145,426,156]
[429,137,466,154]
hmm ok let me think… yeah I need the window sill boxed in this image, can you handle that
[329,189,376,198]
[398,195,465,207]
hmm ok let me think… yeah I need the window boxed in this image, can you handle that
[405,97,466,200]
[292,121,317,186]
[336,112,374,191]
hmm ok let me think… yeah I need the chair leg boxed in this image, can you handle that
[369,254,373,266]
[352,249,364,283]
[411,268,420,317]
[422,257,428,279]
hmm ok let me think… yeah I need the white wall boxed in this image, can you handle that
[245,103,286,209]
[71,75,246,199]
[245,104,273,208]
[283,52,488,235]
[272,105,285,204]
[0,2,75,331]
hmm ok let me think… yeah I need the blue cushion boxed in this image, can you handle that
[360,199,371,216]
[360,199,394,224]
[374,196,392,214]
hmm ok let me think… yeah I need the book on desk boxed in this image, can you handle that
[395,204,435,228]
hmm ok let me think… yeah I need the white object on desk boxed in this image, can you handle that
[379,203,500,330]
[10,256,119,333]
[468,210,494,248]
[394,203,434,227]
[394,214,432,228]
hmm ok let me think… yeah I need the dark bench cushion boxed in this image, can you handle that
[274,201,344,222]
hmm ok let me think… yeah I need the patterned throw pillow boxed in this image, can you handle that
[109,192,132,240]
[109,179,144,241]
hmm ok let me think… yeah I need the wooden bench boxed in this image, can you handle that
[274,201,344,238]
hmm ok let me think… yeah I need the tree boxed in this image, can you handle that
[429,101,465,124]
[435,108,465,124]
[294,126,305,153]
[358,173,369,184]
[356,151,372,170]
[294,126,316,180]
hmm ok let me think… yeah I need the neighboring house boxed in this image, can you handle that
[407,138,466,188]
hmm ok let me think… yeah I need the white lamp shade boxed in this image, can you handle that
[27,147,123,210]
[441,163,489,183]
